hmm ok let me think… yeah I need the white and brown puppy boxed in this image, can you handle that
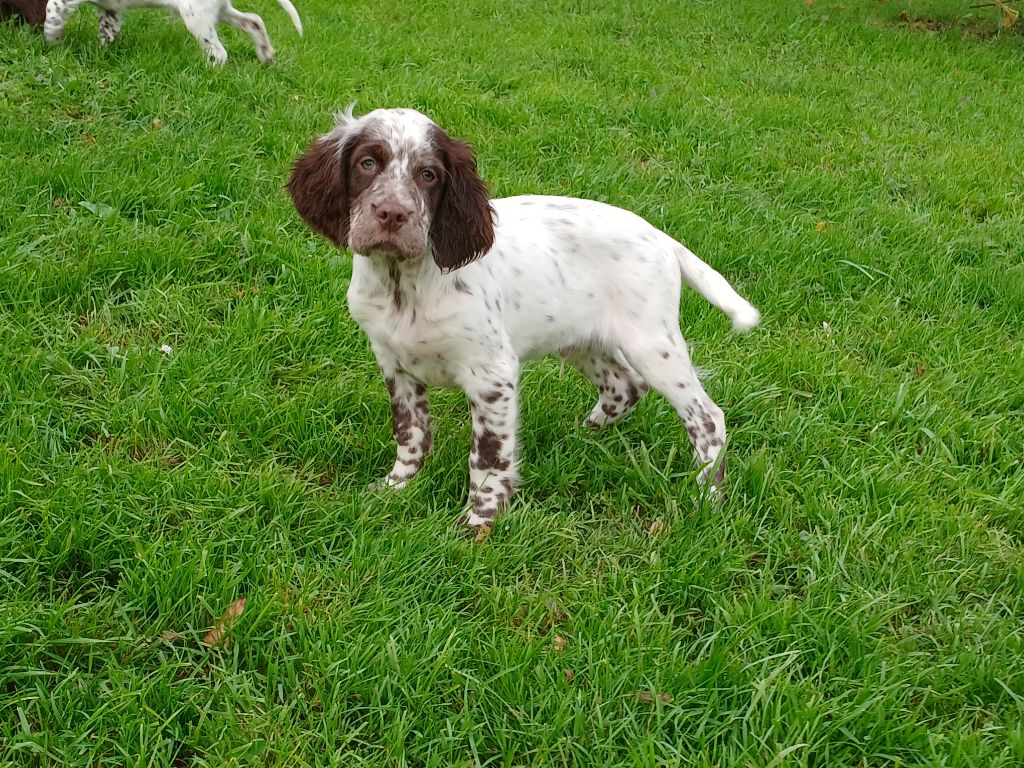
[44,0,301,65]
[288,106,760,532]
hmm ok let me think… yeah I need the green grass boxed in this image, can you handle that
[2,0,1024,765]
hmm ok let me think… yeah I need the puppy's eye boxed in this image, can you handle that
[360,157,376,172]
[420,168,437,183]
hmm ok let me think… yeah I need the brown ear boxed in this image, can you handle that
[287,135,354,248]
[429,131,495,272]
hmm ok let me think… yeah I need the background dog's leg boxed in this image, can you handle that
[219,3,274,64]
[376,371,432,490]
[98,9,122,44]
[44,0,90,43]
[563,348,649,429]
[621,332,728,491]
[179,7,227,65]
[459,362,519,531]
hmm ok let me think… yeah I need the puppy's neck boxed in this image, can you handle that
[351,251,438,311]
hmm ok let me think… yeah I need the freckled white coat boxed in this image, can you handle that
[349,195,759,384]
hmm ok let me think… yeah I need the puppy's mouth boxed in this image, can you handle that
[363,241,404,257]
[349,212,430,261]
[351,230,428,261]
[362,241,426,261]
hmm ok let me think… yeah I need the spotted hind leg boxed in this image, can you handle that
[563,348,649,428]
[219,2,275,64]
[98,10,122,44]
[619,332,728,490]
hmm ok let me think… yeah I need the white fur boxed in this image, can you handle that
[44,0,302,65]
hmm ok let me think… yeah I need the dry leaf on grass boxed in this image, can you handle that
[545,597,568,624]
[159,630,183,645]
[204,596,246,648]
[998,1,1019,29]
[897,11,944,31]
[552,635,569,653]
[563,668,575,683]
[152,118,164,130]
[648,519,669,536]
[815,221,829,232]
[636,690,672,705]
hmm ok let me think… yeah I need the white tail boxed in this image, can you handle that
[675,244,761,333]
[276,0,303,35]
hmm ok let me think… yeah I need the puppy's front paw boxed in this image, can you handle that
[368,474,408,493]
[455,511,493,542]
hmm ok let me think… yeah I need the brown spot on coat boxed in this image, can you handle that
[472,429,509,471]
[389,262,402,309]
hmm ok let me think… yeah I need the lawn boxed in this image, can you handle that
[2,0,1023,765]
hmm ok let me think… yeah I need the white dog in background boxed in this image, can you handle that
[44,0,302,65]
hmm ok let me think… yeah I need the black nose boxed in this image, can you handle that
[373,203,411,231]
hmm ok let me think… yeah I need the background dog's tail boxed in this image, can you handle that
[675,244,761,333]
[277,0,303,35]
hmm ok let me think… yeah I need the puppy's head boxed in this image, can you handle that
[287,105,495,271]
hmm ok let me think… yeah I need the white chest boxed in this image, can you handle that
[347,287,466,387]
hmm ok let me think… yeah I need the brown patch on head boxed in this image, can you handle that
[288,130,361,248]
[428,126,495,272]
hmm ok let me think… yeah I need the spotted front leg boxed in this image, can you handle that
[44,0,90,43]
[458,366,519,532]
[98,10,122,44]
[378,373,431,489]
